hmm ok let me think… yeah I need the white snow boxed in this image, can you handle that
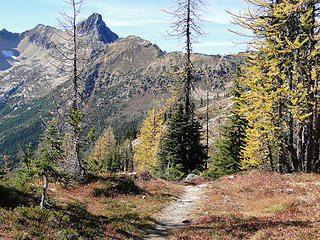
[1,50,14,58]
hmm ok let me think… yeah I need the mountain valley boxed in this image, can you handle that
[0,13,244,165]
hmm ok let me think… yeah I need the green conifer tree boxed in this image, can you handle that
[205,69,247,178]
[34,124,64,208]
[158,104,206,180]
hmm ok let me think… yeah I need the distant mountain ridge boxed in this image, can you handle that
[0,29,20,70]
[0,13,244,165]
[0,13,119,109]
[78,13,119,44]
[0,13,118,71]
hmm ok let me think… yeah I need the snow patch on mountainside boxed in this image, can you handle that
[1,50,14,58]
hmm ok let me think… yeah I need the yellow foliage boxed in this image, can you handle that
[233,0,320,171]
[133,107,165,170]
[90,126,116,162]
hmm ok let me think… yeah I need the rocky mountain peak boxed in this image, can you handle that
[78,13,118,44]
[0,28,10,35]
[22,24,57,36]
[88,12,103,23]
[0,28,19,41]
[0,29,20,70]
[19,24,59,50]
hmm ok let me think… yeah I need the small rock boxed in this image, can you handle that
[285,188,294,193]
[69,234,79,240]
[22,232,31,240]
[184,174,201,183]
[176,199,192,203]
[182,219,190,224]
[228,175,235,180]
[204,211,209,215]
[48,216,58,224]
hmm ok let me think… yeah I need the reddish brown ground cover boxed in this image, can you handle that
[0,172,182,239]
[171,170,320,240]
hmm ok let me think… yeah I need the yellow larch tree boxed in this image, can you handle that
[234,0,320,172]
[88,126,116,172]
[91,126,116,161]
[133,107,165,170]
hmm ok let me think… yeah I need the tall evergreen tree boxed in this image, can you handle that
[158,104,206,179]
[166,0,206,116]
[120,138,134,172]
[159,0,207,179]
[206,69,248,178]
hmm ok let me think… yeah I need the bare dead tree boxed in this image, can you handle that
[56,0,86,179]
[165,0,206,116]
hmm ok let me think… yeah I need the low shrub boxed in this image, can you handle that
[163,164,186,181]
[136,170,153,181]
[1,206,80,239]
[0,185,37,208]
[91,175,141,197]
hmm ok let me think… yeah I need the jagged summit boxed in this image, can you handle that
[78,13,118,44]
[0,28,20,71]
[0,28,12,34]
[0,28,19,41]
[87,12,103,23]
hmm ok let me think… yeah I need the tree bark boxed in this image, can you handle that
[72,0,85,178]
[305,1,317,173]
[268,145,274,171]
[205,87,209,169]
[184,0,192,117]
[285,55,297,171]
[40,175,48,209]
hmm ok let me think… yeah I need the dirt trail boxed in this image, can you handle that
[144,183,208,240]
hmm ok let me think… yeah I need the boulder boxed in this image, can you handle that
[184,174,201,183]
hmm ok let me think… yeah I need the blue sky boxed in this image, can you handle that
[0,0,250,55]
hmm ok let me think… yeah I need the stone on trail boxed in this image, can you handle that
[184,174,201,183]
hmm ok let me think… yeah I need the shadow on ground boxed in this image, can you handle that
[174,214,317,239]
[0,185,37,208]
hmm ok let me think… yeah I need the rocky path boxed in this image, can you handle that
[144,183,208,240]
